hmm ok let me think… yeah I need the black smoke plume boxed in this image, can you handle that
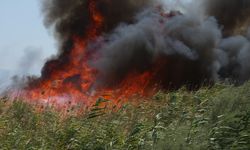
[37,0,250,91]
[92,10,221,88]
[40,0,153,80]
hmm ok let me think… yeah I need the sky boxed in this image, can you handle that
[0,0,56,76]
[0,0,193,91]
[0,0,192,79]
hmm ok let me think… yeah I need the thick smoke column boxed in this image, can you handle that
[91,0,250,87]
[201,0,250,82]
[40,0,153,80]
[93,10,222,88]
[42,0,153,41]
[39,0,250,89]
[22,0,250,105]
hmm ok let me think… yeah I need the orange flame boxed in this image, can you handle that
[20,0,164,110]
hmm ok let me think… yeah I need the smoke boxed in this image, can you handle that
[218,29,250,82]
[160,0,194,12]
[16,48,44,76]
[0,47,44,93]
[91,0,250,88]
[201,0,250,82]
[92,9,221,88]
[203,0,250,35]
[39,0,156,81]
[33,0,250,92]
[42,0,153,36]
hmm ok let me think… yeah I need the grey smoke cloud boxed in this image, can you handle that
[91,1,250,88]
[219,29,250,82]
[17,47,44,76]
[38,0,155,81]
[0,47,44,93]
[91,8,223,88]
[23,0,250,91]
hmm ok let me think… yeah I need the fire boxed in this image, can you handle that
[18,1,174,110]
[23,0,105,107]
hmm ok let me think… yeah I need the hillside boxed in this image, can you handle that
[0,82,250,150]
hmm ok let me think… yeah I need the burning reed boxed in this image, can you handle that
[3,0,250,108]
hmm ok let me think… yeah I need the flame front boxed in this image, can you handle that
[21,0,162,109]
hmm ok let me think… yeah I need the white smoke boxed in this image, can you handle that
[0,47,45,93]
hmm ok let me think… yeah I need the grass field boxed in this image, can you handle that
[0,82,250,150]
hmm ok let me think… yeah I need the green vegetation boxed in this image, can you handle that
[0,82,250,150]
